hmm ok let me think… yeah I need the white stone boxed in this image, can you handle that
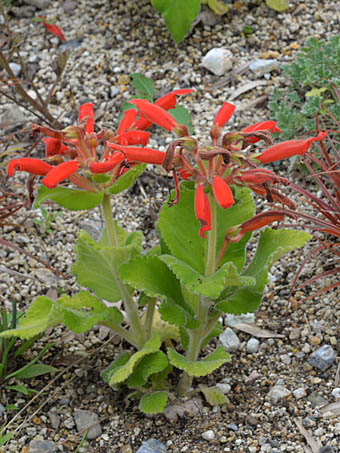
[249,59,280,77]
[9,62,21,77]
[246,338,260,353]
[202,430,215,440]
[202,48,233,76]
[293,387,306,399]
[219,327,241,352]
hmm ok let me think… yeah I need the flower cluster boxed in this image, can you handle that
[122,100,326,241]
[7,90,192,192]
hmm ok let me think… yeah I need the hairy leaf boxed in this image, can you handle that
[130,73,155,101]
[167,345,231,377]
[216,228,311,314]
[107,164,146,194]
[33,185,103,210]
[199,385,230,406]
[128,351,168,387]
[139,391,168,414]
[109,336,162,385]
[152,0,200,43]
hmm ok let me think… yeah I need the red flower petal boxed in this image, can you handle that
[256,131,328,164]
[213,103,235,128]
[107,143,165,165]
[117,130,149,146]
[212,176,234,209]
[44,137,69,157]
[195,185,211,239]
[7,158,53,177]
[41,160,79,189]
[78,103,94,134]
[241,121,281,144]
[117,108,138,134]
[90,154,125,174]
[128,100,177,131]
[155,88,194,110]
[39,17,65,41]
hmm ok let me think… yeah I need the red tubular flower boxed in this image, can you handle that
[116,130,149,146]
[107,143,165,165]
[39,16,65,41]
[195,185,211,239]
[90,154,125,174]
[241,121,281,144]
[256,131,328,164]
[133,89,194,130]
[41,160,79,189]
[213,103,235,128]
[78,103,94,134]
[235,169,285,185]
[117,109,138,135]
[212,175,234,209]
[129,99,177,131]
[44,137,69,157]
[7,158,53,177]
[156,89,194,110]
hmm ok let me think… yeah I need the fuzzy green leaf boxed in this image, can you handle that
[128,351,168,387]
[33,185,103,211]
[199,385,230,406]
[130,73,155,101]
[106,164,146,194]
[139,391,168,414]
[167,345,231,377]
[152,0,200,43]
[0,297,63,339]
[57,291,123,333]
[160,255,255,299]
[157,183,254,275]
[216,228,311,314]
[203,0,230,15]
[101,352,131,386]
[72,229,142,302]
[109,336,162,385]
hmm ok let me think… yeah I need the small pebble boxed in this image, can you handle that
[136,439,167,453]
[219,327,241,352]
[266,385,291,404]
[246,338,260,353]
[293,387,306,399]
[74,409,102,440]
[331,388,340,399]
[202,48,233,76]
[308,345,335,371]
[202,430,215,440]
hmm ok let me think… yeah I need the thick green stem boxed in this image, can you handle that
[101,193,145,348]
[100,322,140,349]
[144,299,156,341]
[177,196,219,396]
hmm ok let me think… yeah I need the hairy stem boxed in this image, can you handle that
[101,193,145,348]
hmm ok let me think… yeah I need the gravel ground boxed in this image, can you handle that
[1,0,340,452]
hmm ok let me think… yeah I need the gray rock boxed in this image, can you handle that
[249,59,280,77]
[74,409,102,440]
[12,6,36,17]
[62,0,78,14]
[202,430,215,440]
[227,423,238,431]
[280,354,291,365]
[9,62,21,77]
[308,345,335,371]
[0,403,5,413]
[219,327,241,352]
[266,385,291,404]
[0,105,28,133]
[202,48,233,76]
[28,440,56,453]
[302,416,316,428]
[78,219,102,240]
[246,338,260,353]
[48,408,60,430]
[307,392,328,408]
[136,438,167,453]
[24,0,50,9]
[216,383,231,394]
[293,387,306,399]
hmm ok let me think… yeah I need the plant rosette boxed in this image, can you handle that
[3,97,317,415]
